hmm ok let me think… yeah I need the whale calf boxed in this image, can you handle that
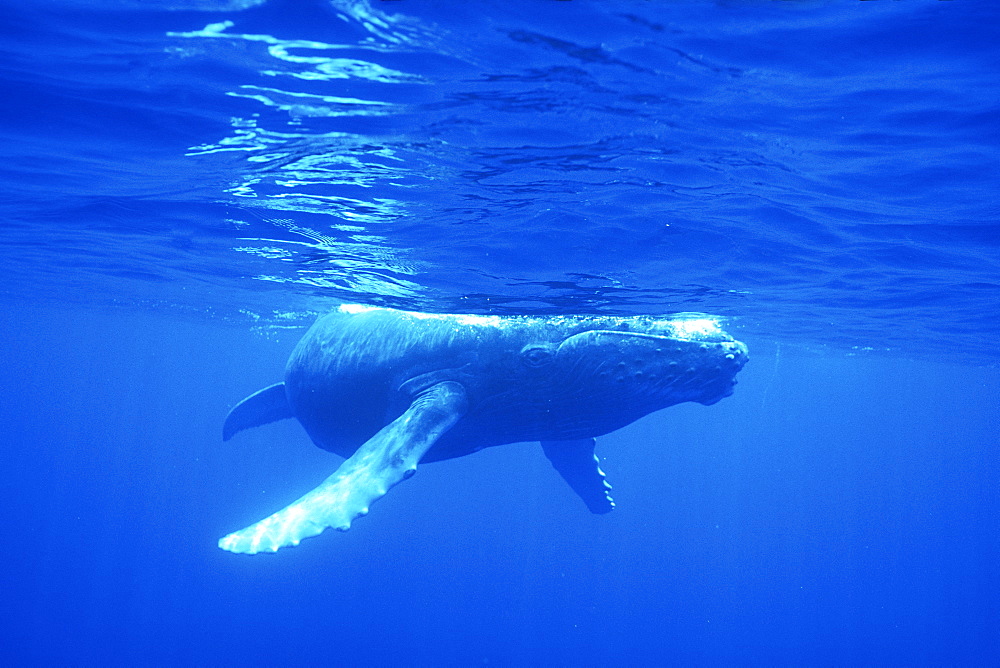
[220,304,748,554]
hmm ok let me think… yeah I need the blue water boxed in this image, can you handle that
[1,0,998,664]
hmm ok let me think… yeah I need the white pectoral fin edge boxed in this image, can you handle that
[219,381,468,555]
[541,438,615,515]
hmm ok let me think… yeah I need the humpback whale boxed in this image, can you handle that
[220,304,748,554]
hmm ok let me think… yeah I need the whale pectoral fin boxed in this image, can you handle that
[223,382,293,441]
[219,381,468,554]
[541,438,615,515]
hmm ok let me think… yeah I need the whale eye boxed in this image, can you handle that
[520,344,554,368]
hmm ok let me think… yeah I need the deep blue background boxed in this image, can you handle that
[2,304,997,664]
[1,0,999,664]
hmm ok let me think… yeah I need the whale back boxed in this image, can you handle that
[285,306,513,457]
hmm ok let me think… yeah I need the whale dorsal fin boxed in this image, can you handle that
[223,382,294,441]
[541,438,615,514]
[219,381,468,554]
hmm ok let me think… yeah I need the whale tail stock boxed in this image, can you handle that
[223,382,294,441]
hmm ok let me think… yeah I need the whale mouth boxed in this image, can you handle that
[598,330,744,361]
[576,330,673,344]
[556,328,746,366]
[582,314,735,346]
[638,317,733,343]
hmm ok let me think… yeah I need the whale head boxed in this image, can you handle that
[508,316,748,438]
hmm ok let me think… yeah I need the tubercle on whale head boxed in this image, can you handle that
[694,338,749,405]
[544,327,748,409]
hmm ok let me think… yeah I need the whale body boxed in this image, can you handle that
[220,304,748,554]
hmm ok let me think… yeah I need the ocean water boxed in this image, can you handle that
[1,0,998,665]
